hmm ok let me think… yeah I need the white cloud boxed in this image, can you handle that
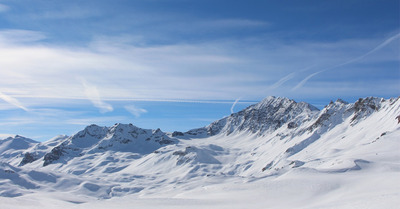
[270,65,317,89]
[79,78,113,113]
[204,19,269,28]
[0,30,398,107]
[230,98,241,114]
[292,32,400,91]
[0,134,15,139]
[125,105,148,118]
[0,4,9,13]
[0,29,46,43]
[270,72,297,89]
[35,8,99,20]
[292,71,321,91]
[0,91,29,111]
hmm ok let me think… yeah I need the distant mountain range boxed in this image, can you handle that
[0,96,399,202]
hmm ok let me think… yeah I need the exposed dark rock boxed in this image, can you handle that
[119,138,131,144]
[43,146,65,166]
[19,152,38,166]
[287,122,298,129]
[187,96,319,137]
[172,131,184,137]
[156,138,173,145]
[172,151,187,156]
[262,161,274,172]
[308,112,331,131]
[351,97,381,122]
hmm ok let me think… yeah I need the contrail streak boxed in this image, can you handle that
[292,71,321,90]
[292,33,400,91]
[270,72,296,89]
[270,65,317,89]
[0,91,29,111]
[230,98,241,114]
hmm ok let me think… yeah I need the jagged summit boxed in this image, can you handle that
[40,123,176,166]
[351,97,384,121]
[69,123,174,148]
[13,123,177,167]
[334,98,349,104]
[185,96,319,136]
[308,96,389,133]
[256,96,319,111]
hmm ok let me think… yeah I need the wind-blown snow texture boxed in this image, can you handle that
[1,96,399,209]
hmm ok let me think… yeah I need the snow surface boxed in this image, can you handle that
[0,96,399,209]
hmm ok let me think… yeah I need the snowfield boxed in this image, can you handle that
[0,96,399,209]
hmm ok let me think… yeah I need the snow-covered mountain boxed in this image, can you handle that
[39,123,175,166]
[184,96,319,136]
[1,96,399,209]
[0,135,39,165]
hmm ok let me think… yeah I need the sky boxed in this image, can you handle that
[0,0,399,141]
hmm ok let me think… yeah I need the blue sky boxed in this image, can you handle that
[0,0,399,141]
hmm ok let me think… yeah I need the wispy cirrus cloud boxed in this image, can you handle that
[0,3,9,13]
[30,7,100,20]
[292,72,320,91]
[270,73,297,89]
[0,91,29,111]
[0,28,398,105]
[201,19,270,28]
[0,134,15,139]
[292,32,400,91]
[125,105,148,118]
[0,29,46,43]
[270,65,317,90]
[79,78,113,113]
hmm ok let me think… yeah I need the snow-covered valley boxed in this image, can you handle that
[1,96,399,209]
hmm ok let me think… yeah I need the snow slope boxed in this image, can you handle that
[0,96,399,209]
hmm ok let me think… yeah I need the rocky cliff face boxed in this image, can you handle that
[185,96,391,138]
[185,96,319,136]
[308,97,385,133]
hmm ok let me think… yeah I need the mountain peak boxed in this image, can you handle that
[39,123,176,166]
[256,96,293,107]
[0,135,38,153]
[185,96,319,136]
[254,96,319,112]
[335,99,349,104]
[2,135,38,143]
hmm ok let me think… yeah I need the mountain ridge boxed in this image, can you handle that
[1,96,398,167]
[0,95,399,201]
[183,96,319,137]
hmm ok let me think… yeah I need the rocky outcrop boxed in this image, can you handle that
[186,96,319,136]
[43,146,65,166]
[19,152,38,166]
[350,97,382,123]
